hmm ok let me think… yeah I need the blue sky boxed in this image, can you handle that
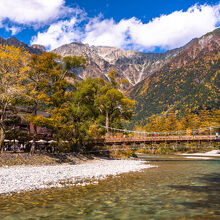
[0,0,219,52]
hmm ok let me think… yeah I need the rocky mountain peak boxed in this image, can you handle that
[7,37,20,43]
[52,42,183,86]
[0,36,44,55]
[30,44,46,53]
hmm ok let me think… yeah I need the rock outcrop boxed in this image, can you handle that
[52,42,187,86]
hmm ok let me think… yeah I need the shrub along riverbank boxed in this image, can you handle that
[94,142,220,157]
[135,142,220,154]
[0,141,219,167]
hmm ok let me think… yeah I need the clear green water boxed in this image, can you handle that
[0,155,220,220]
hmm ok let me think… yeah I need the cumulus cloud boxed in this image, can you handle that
[0,0,73,26]
[31,17,84,50]
[126,4,220,50]
[32,3,220,51]
[83,17,131,48]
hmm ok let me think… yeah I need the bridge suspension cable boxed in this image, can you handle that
[92,123,220,136]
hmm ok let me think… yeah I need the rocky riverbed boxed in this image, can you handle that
[0,159,154,194]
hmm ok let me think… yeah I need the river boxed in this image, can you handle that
[0,155,220,219]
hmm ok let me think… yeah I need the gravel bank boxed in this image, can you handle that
[184,156,214,160]
[181,150,220,157]
[0,160,153,194]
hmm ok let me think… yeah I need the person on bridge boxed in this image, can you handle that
[216,132,219,139]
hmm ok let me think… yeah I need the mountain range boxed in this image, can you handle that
[0,28,219,124]
[52,41,190,86]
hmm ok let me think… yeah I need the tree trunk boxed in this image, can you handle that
[0,127,5,154]
[30,124,37,154]
[30,107,38,154]
[106,111,109,135]
[74,122,81,152]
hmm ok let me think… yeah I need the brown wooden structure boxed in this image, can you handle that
[89,135,219,146]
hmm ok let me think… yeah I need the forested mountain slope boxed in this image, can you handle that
[129,28,220,123]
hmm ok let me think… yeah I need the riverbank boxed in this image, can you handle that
[0,152,94,167]
[0,159,153,194]
[180,150,220,157]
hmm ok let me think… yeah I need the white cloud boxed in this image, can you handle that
[31,17,84,50]
[31,3,220,51]
[83,17,130,48]
[126,4,220,50]
[5,26,22,35]
[0,0,72,26]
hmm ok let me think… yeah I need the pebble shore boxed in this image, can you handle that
[181,150,220,157]
[0,160,153,194]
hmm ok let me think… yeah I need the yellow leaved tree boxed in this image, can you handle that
[0,45,29,152]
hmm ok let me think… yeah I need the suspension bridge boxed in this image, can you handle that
[89,125,220,146]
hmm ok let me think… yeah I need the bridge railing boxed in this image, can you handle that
[104,135,218,143]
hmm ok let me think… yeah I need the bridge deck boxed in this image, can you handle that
[90,135,219,145]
